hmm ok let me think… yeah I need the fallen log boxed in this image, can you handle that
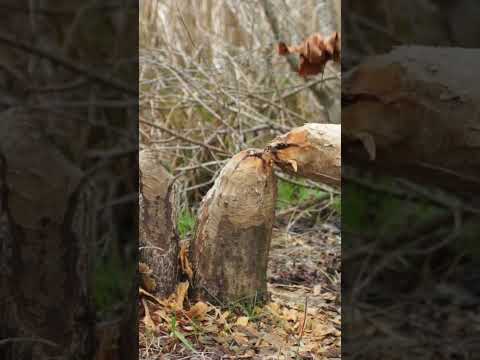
[266,123,341,188]
[190,149,277,304]
[139,149,179,298]
[343,46,480,196]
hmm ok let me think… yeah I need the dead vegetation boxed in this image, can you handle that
[139,226,340,359]
[140,0,340,358]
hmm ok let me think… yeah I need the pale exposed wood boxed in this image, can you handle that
[190,149,277,304]
[139,149,179,298]
[267,123,341,188]
[343,46,480,194]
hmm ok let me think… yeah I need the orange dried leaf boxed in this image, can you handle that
[169,281,189,311]
[141,299,157,333]
[278,32,341,77]
[179,243,194,280]
[186,301,209,320]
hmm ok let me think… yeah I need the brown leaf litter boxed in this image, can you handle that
[139,221,340,359]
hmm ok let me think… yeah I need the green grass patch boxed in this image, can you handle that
[94,247,135,316]
[277,180,327,209]
[178,208,196,238]
[342,181,444,242]
[170,315,197,353]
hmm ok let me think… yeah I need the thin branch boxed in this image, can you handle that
[139,118,231,156]
[0,32,137,95]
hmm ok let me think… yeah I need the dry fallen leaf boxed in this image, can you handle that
[237,325,260,338]
[312,322,336,338]
[218,310,230,325]
[236,316,249,327]
[179,243,194,280]
[232,332,249,345]
[139,288,168,306]
[186,301,209,320]
[142,299,157,333]
[262,333,285,349]
[282,308,298,322]
[266,302,281,316]
[240,349,256,358]
[168,281,189,311]
[202,324,220,334]
[153,308,171,323]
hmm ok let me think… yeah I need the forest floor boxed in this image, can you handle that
[139,216,341,360]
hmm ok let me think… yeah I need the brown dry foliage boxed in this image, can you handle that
[278,32,341,76]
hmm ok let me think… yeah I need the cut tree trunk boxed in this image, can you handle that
[267,123,341,188]
[0,110,95,359]
[139,149,179,298]
[190,149,277,304]
[343,46,480,196]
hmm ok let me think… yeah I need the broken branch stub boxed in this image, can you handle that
[190,149,277,304]
[139,149,179,298]
[267,123,341,188]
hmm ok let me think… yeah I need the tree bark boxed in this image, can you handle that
[343,46,480,196]
[190,150,277,304]
[119,277,138,360]
[0,110,95,360]
[139,149,179,298]
[267,123,341,188]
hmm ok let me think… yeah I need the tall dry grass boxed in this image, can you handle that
[140,0,340,211]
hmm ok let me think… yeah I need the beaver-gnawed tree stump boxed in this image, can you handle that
[139,149,179,298]
[190,149,277,305]
[267,123,341,188]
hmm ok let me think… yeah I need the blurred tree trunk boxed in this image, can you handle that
[119,277,138,360]
[139,149,179,298]
[0,2,137,359]
[343,46,480,198]
[0,111,95,359]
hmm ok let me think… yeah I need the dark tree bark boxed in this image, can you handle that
[119,277,138,360]
[0,111,95,360]
[139,149,179,298]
